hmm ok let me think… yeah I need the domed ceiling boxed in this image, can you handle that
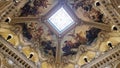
[0,0,120,68]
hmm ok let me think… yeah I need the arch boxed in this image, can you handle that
[5,17,11,23]
[95,1,101,6]
[111,25,118,31]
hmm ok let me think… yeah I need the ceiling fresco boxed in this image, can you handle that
[0,0,120,68]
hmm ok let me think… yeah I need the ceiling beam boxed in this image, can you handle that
[55,38,62,68]
[11,17,40,23]
[79,19,112,31]
[11,16,112,32]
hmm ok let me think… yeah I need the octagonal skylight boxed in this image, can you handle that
[48,7,75,34]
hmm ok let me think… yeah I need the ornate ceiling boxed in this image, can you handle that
[0,0,120,68]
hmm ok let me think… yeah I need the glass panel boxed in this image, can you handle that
[48,7,74,34]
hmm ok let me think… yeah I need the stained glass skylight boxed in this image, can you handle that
[48,7,75,34]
